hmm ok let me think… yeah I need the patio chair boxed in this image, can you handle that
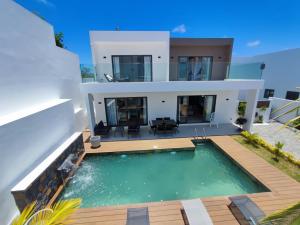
[128,120,140,135]
[126,207,150,225]
[165,123,175,133]
[181,199,213,225]
[94,120,111,136]
[229,196,265,225]
[155,122,165,135]
[156,117,163,120]
[164,117,170,120]
[104,73,116,82]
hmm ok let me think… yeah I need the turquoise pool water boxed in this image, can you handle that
[60,141,268,207]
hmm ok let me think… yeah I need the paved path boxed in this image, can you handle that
[253,122,300,159]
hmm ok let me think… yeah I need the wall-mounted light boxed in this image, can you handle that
[103,56,107,59]
[161,100,165,103]
[98,102,102,104]
[170,56,174,60]
[158,56,161,59]
[226,98,230,101]
[218,56,222,60]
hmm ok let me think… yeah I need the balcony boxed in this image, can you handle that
[80,61,264,83]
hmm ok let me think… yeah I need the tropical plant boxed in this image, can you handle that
[274,141,284,161]
[55,32,64,48]
[11,198,81,225]
[237,101,247,117]
[261,201,300,225]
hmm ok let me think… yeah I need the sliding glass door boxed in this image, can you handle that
[178,56,213,81]
[177,95,216,123]
[112,55,152,82]
[105,97,148,126]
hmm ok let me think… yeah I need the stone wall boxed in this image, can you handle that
[12,134,84,211]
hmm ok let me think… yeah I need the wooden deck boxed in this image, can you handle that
[69,132,300,225]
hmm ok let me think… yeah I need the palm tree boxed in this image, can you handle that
[11,198,81,225]
[261,201,300,225]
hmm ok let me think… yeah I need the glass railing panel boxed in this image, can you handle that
[227,62,263,80]
[80,64,96,83]
[80,62,264,83]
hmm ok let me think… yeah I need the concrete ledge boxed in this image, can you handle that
[0,99,71,127]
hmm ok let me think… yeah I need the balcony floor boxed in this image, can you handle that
[96,123,240,142]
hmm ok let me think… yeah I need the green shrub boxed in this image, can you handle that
[241,131,300,167]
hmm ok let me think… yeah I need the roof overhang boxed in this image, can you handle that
[81,80,264,94]
[170,38,233,47]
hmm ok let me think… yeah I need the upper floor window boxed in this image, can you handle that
[112,55,152,82]
[286,91,299,100]
[264,89,274,98]
[178,56,213,81]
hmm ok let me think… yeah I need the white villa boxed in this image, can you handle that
[82,31,264,134]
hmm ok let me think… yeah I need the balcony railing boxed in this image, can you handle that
[80,62,264,83]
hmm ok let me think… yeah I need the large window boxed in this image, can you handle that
[286,91,299,100]
[178,56,213,81]
[177,95,216,123]
[112,55,152,82]
[264,89,275,98]
[105,97,148,126]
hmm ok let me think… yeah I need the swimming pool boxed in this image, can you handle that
[60,141,268,207]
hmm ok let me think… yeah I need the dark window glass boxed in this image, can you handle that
[112,56,152,82]
[286,91,299,100]
[177,95,216,123]
[105,97,148,126]
[264,89,274,98]
[178,56,213,81]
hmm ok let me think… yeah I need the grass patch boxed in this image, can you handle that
[233,135,300,182]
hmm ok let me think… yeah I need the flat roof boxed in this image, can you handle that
[170,38,233,47]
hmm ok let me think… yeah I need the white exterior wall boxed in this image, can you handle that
[92,90,239,125]
[233,48,300,99]
[0,1,86,224]
[90,31,170,82]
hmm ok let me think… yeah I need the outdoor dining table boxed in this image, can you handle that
[151,119,176,126]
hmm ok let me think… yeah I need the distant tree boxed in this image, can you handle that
[55,32,64,48]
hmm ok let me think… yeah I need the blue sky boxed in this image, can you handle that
[16,0,300,64]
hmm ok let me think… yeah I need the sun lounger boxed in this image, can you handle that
[126,207,150,225]
[181,199,213,225]
[229,196,265,225]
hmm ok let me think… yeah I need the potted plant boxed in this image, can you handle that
[235,117,247,131]
[90,135,101,148]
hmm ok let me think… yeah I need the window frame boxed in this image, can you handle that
[176,95,217,124]
[263,89,275,98]
[111,55,153,82]
[104,97,148,127]
[177,56,213,81]
[286,91,300,100]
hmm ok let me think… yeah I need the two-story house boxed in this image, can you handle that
[81,31,264,135]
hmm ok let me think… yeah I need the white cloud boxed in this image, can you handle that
[35,0,55,7]
[172,24,186,33]
[247,40,261,47]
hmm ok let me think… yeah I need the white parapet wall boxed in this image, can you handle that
[90,31,170,82]
[233,48,300,100]
[0,1,86,224]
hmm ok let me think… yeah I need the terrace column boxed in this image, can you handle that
[244,89,259,132]
[84,93,96,136]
